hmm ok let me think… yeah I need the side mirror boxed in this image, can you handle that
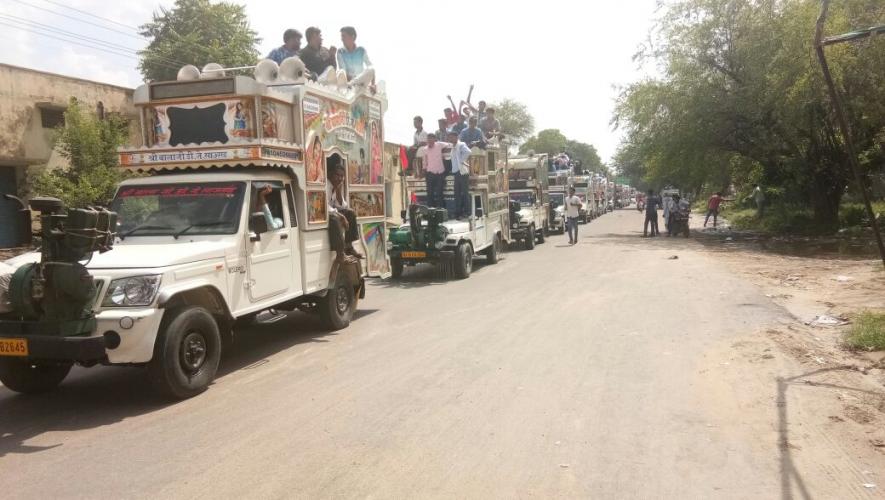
[475,208,484,218]
[250,212,269,241]
[400,209,407,221]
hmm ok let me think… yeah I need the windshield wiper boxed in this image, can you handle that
[121,224,174,239]
[173,220,230,239]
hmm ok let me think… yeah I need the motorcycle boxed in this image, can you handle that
[636,199,645,212]
[668,205,691,237]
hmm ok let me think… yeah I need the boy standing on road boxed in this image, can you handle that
[644,189,660,237]
[704,192,724,228]
[565,187,582,245]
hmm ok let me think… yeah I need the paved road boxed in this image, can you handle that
[0,210,874,498]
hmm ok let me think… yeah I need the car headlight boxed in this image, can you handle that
[102,275,162,307]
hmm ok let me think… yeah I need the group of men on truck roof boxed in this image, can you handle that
[266,26,372,82]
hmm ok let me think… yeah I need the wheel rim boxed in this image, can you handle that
[464,248,472,272]
[335,286,350,314]
[180,331,207,374]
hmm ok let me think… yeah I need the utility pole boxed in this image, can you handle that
[814,0,885,269]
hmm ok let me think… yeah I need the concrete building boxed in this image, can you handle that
[0,63,139,247]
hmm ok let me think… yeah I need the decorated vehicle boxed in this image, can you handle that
[388,144,510,279]
[569,174,592,223]
[548,188,567,234]
[0,59,388,398]
[507,154,550,249]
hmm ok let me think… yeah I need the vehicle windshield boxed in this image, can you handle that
[549,193,564,207]
[111,182,246,237]
[510,192,536,207]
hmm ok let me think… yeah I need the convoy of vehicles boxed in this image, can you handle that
[0,60,388,398]
[0,57,644,399]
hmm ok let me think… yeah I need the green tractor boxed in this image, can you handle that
[0,197,116,393]
[388,204,467,279]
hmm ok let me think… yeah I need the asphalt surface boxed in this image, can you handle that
[0,210,872,498]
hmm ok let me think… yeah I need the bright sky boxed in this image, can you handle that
[0,0,661,161]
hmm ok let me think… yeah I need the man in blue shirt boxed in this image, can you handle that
[449,115,468,136]
[337,26,373,81]
[459,117,488,149]
[267,29,302,64]
[447,131,473,219]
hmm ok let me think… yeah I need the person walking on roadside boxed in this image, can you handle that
[750,184,765,218]
[565,186,582,245]
[644,189,661,237]
[704,191,724,228]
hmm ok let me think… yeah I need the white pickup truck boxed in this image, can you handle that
[3,170,363,398]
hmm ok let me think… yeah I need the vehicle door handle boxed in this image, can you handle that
[280,233,289,240]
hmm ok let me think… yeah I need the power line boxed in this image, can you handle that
[0,21,181,72]
[0,13,191,68]
[40,0,141,32]
[9,0,144,40]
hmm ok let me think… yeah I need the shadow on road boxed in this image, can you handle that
[371,257,494,289]
[775,366,881,500]
[0,309,347,457]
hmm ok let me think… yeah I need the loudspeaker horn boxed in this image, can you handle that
[177,65,201,81]
[254,59,280,84]
[201,63,225,78]
[278,57,307,83]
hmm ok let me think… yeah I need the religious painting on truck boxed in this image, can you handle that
[307,190,327,224]
[349,191,385,218]
[359,222,390,277]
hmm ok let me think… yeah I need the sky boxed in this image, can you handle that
[0,0,662,162]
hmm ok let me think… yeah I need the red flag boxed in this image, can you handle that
[399,145,409,171]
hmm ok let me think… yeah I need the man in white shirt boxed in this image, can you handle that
[447,131,473,219]
[416,133,448,209]
[327,162,359,263]
[565,186,582,245]
[407,116,428,174]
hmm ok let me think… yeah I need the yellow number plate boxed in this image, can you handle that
[401,251,426,259]
[0,338,28,357]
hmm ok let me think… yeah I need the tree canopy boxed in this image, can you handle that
[32,100,128,207]
[613,0,885,226]
[492,99,535,143]
[138,0,260,82]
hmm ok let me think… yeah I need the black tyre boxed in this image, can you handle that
[391,258,404,279]
[537,225,546,244]
[148,306,221,400]
[484,233,501,264]
[0,359,71,394]
[525,226,536,250]
[454,243,472,279]
[320,272,357,330]
[684,224,690,237]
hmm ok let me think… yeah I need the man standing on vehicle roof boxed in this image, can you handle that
[565,186,582,245]
[299,27,337,79]
[327,162,360,263]
[644,189,661,237]
[267,29,302,64]
[447,131,472,220]
[479,107,501,138]
[417,133,448,210]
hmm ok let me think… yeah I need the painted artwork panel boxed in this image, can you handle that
[360,222,390,277]
[307,190,327,224]
[349,191,385,218]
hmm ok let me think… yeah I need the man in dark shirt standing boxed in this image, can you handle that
[644,189,661,237]
[299,26,337,79]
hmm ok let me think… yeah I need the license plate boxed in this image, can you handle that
[0,338,28,357]
[401,251,426,259]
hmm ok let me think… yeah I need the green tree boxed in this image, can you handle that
[519,129,568,157]
[614,0,885,227]
[32,100,128,207]
[566,140,603,173]
[139,0,260,82]
[492,98,535,143]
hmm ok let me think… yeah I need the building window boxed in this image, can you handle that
[40,108,65,129]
